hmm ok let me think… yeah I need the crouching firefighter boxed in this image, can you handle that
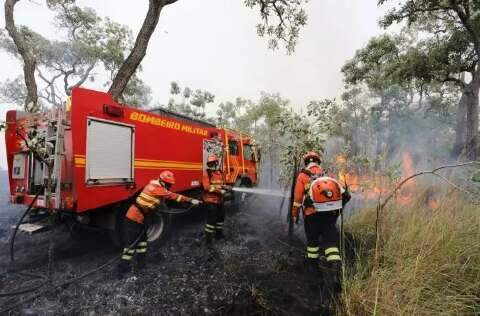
[115,170,201,278]
[202,154,231,246]
[291,151,351,288]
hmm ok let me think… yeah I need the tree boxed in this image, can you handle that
[108,0,309,101]
[244,0,308,53]
[4,0,38,112]
[342,35,403,169]
[216,97,248,128]
[1,0,152,108]
[379,0,480,159]
[166,81,215,120]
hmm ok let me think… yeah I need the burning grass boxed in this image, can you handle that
[341,190,480,316]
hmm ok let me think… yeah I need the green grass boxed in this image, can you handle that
[341,190,480,316]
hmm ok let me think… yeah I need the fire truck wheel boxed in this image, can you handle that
[145,211,171,245]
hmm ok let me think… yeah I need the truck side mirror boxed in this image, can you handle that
[255,148,261,162]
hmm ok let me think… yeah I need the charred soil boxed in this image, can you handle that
[0,195,339,315]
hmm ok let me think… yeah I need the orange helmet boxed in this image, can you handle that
[303,151,321,164]
[207,154,219,164]
[159,170,175,185]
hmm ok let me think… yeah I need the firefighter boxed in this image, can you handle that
[202,154,230,246]
[291,151,351,286]
[115,170,201,278]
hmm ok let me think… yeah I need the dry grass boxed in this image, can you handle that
[341,190,480,316]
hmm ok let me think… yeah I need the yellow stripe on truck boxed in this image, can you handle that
[74,156,203,170]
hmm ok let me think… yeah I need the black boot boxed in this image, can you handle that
[325,261,342,299]
[137,253,146,270]
[205,232,213,247]
[115,261,131,279]
[307,258,320,277]
[215,230,225,240]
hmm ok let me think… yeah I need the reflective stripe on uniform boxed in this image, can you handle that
[216,222,224,230]
[209,187,216,192]
[293,202,302,207]
[136,197,155,209]
[138,242,147,247]
[121,248,135,261]
[325,247,339,255]
[140,193,160,204]
[176,196,182,202]
[121,254,133,260]
[136,248,147,253]
[326,254,341,262]
[205,223,215,233]
[306,246,320,259]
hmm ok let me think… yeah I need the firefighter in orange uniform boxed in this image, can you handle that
[202,154,230,246]
[116,170,200,278]
[291,151,351,284]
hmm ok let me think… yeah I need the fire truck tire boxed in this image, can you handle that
[145,211,171,245]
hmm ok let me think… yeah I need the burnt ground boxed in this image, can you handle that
[0,193,341,315]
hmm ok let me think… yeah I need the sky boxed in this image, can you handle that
[0,0,396,170]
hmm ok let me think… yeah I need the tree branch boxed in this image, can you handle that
[109,0,176,101]
[4,0,38,111]
[379,161,480,210]
[68,62,95,91]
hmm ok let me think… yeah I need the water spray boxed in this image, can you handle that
[230,187,290,198]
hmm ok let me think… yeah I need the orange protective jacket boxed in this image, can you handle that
[126,180,192,224]
[202,170,225,204]
[292,163,324,218]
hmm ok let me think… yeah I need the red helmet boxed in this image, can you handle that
[159,170,175,185]
[303,151,321,164]
[207,154,219,164]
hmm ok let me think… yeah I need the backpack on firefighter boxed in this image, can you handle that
[301,168,345,212]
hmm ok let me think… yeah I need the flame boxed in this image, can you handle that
[336,154,347,165]
[397,152,416,205]
[426,188,440,210]
[339,171,361,193]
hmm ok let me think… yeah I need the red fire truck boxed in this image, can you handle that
[5,88,260,244]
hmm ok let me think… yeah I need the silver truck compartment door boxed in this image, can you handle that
[86,118,134,185]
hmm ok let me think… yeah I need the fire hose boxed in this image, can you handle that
[0,187,48,298]
[0,201,203,313]
[0,227,147,314]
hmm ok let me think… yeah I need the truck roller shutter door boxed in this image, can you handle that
[86,118,134,184]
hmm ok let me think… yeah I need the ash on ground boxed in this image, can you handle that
[0,188,339,315]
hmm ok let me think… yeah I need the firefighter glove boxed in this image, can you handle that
[191,199,201,205]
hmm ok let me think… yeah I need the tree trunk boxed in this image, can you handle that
[464,75,480,160]
[109,0,175,101]
[451,92,467,158]
[5,0,38,111]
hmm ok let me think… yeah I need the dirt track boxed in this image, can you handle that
[0,193,339,315]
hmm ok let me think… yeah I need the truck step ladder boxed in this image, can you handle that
[42,106,66,209]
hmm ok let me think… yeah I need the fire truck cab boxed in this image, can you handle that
[4,88,260,244]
